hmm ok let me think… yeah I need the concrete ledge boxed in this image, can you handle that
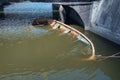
[90,26,120,45]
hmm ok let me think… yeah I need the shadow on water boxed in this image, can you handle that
[62,5,85,28]
[0,2,11,20]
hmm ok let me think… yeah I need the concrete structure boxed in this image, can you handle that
[70,4,92,29]
[60,1,120,45]
[57,2,93,28]
[90,0,120,45]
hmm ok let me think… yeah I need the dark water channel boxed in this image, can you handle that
[0,19,120,80]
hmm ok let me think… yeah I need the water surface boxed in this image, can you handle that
[0,19,120,80]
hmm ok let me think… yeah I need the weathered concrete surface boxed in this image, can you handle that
[58,2,92,28]
[60,0,120,45]
[71,4,92,29]
[90,0,120,45]
[62,5,86,27]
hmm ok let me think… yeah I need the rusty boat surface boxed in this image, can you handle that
[32,18,95,60]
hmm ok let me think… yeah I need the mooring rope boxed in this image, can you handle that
[96,52,120,61]
[107,52,120,58]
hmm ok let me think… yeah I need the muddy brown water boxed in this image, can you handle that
[0,20,120,80]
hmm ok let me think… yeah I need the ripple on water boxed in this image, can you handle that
[0,20,49,40]
[0,68,111,80]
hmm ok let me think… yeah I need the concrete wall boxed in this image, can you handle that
[64,0,120,45]
[62,5,88,27]
[90,0,120,45]
[71,4,92,29]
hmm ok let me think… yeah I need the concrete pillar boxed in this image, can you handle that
[90,0,120,45]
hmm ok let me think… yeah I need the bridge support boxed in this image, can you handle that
[58,1,120,45]
[90,0,120,45]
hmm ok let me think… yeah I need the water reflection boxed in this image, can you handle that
[0,19,49,40]
[0,68,111,80]
[4,2,53,19]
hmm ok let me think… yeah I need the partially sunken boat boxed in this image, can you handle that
[32,18,95,60]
